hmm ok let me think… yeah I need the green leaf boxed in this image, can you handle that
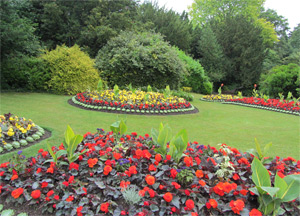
[64,125,75,147]
[263,142,272,155]
[150,204,159,212]
[171,196,180,209]
[245,149,259,158]
[251,157,271,187]
[55,150,67,159]
[259,186,280,197]
[281,174,300,202]
[274,172,288,199]
[254,138,263,159]
[1,209,15,216]
[151,128,159,143]
[17,213,28,216]
[110,121,121,134]
[47,142,57,161]
[157,123,172,149]
[119,120,127,136]
[69,135,83,156]
[0,204,3,212]
[249,187,259,196]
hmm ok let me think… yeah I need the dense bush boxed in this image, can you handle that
[0,56,48,91]
[176,49,212,94]
[260,63,300,98]
[40,45,100,95]
[95,31,185,90]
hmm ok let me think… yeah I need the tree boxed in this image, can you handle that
[136,1,193,53]
[189,0,277,47]
[196,24,227,83]
[289,24,300,51]
[211,16,266,89]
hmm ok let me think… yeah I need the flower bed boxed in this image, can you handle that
[71,89,196,115]
[0,125,299,216]
[201,94,239,102]
[0,113,46,154]
[223,97,300,116]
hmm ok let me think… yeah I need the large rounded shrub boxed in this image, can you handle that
[95,31,185,89]
[260,63,300,98]
[176,48,212,94]
[41,45,100,95]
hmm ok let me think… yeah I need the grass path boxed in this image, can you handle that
[0,92,299,162]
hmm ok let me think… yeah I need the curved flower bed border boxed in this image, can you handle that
[0,126,52,156]
[0,126,299,216]
[69,96,198,115]
[222,98,300,116]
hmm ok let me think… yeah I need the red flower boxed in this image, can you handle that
[222,182,233,193]
[41,182,48,188]
[170,168,178,179]
[131,132,137,136]
[166,155,171,160]
[155,154,162,162]
[62,181,69,187]
[77,206,83,216]
[31,190,41,199]
[233,173,240,180]
[11,188,24,199]
[68,175,75,184]
[69,162,79,171]
[47,167,54,173]
[277,172,285,178]
[135,149,143,159]
[171,182,181,189]
[184,156,193,167]
[207,157,217,166]
[88,158,98,168]
[148,189,155,198]
[47,190,54,197]
[163,192,173,202]
[103,165,112,175]
[230,199,245,214]
[185,199,195,210]
[191,213,198,216]
[148,164,156,171]
[113,152,122,160]
[142,150,152,159]
[145,175,155,185]
[42,151,48,158]
[120,181,130,190]
[36,168,42,174]
[206,199,218,209]
[249,208,262,216]
[11,174,18,181]
[240,189,248,196]
[139,190,146,197]
[54,195,59,200]
[195,170,203,178]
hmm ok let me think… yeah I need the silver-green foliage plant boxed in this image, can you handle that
[250,157,300,215]
[215,145,235,179]
[121,185,142,205]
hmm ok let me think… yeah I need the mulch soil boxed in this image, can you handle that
[68,99,199,116]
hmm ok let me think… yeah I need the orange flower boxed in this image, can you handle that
[11,188,24,199]
[230,199,245,214]
[195,170,203,178]
[171,182,181,189]
[199,180,206,186]
[66,195,74,202]
[113,152,122,160]
[163,192,173,202]
[249,208,262,216]
[207,199,218,209]
[139,190,146,197]
[155,154,162,162]
[31,190,41,199]
[184,156,193,167]
[135,149,143,159]
[103,165,112,175]
[240,189,248,196]
[120,181,130,190]
[88,158,98,168]
[11,174,18,181]
[100,202,109,213]
[145,175,155,185]
[222,182,233,193]
[185,199,195,210]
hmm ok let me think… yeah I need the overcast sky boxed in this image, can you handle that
[145,0,300,30]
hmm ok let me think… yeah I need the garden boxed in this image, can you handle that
[1,0,300,215]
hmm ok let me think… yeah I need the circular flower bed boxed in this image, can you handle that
[0,113,47,154]
[71,89,197,115]
[223,97,300,116]
[0,125,299,216]
[201,94,239,102]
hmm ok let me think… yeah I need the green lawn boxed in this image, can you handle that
[0,92,299,163]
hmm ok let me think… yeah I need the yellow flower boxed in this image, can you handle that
[7,131,14,136]
[32,123,35,127]
[9,117,14,121]
[22,129,27,134]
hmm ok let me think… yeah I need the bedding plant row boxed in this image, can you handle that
[0,122,299,216]
[0,113,45,154]
[73,86,195,115]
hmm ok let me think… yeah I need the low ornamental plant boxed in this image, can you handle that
[201,94,239,102]
[0,123,299,216]
[73,85,195,114]
[0,113,45,153]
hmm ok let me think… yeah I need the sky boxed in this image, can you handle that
[145,0,300,30]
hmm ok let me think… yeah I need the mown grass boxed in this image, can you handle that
[0,92,299,163]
